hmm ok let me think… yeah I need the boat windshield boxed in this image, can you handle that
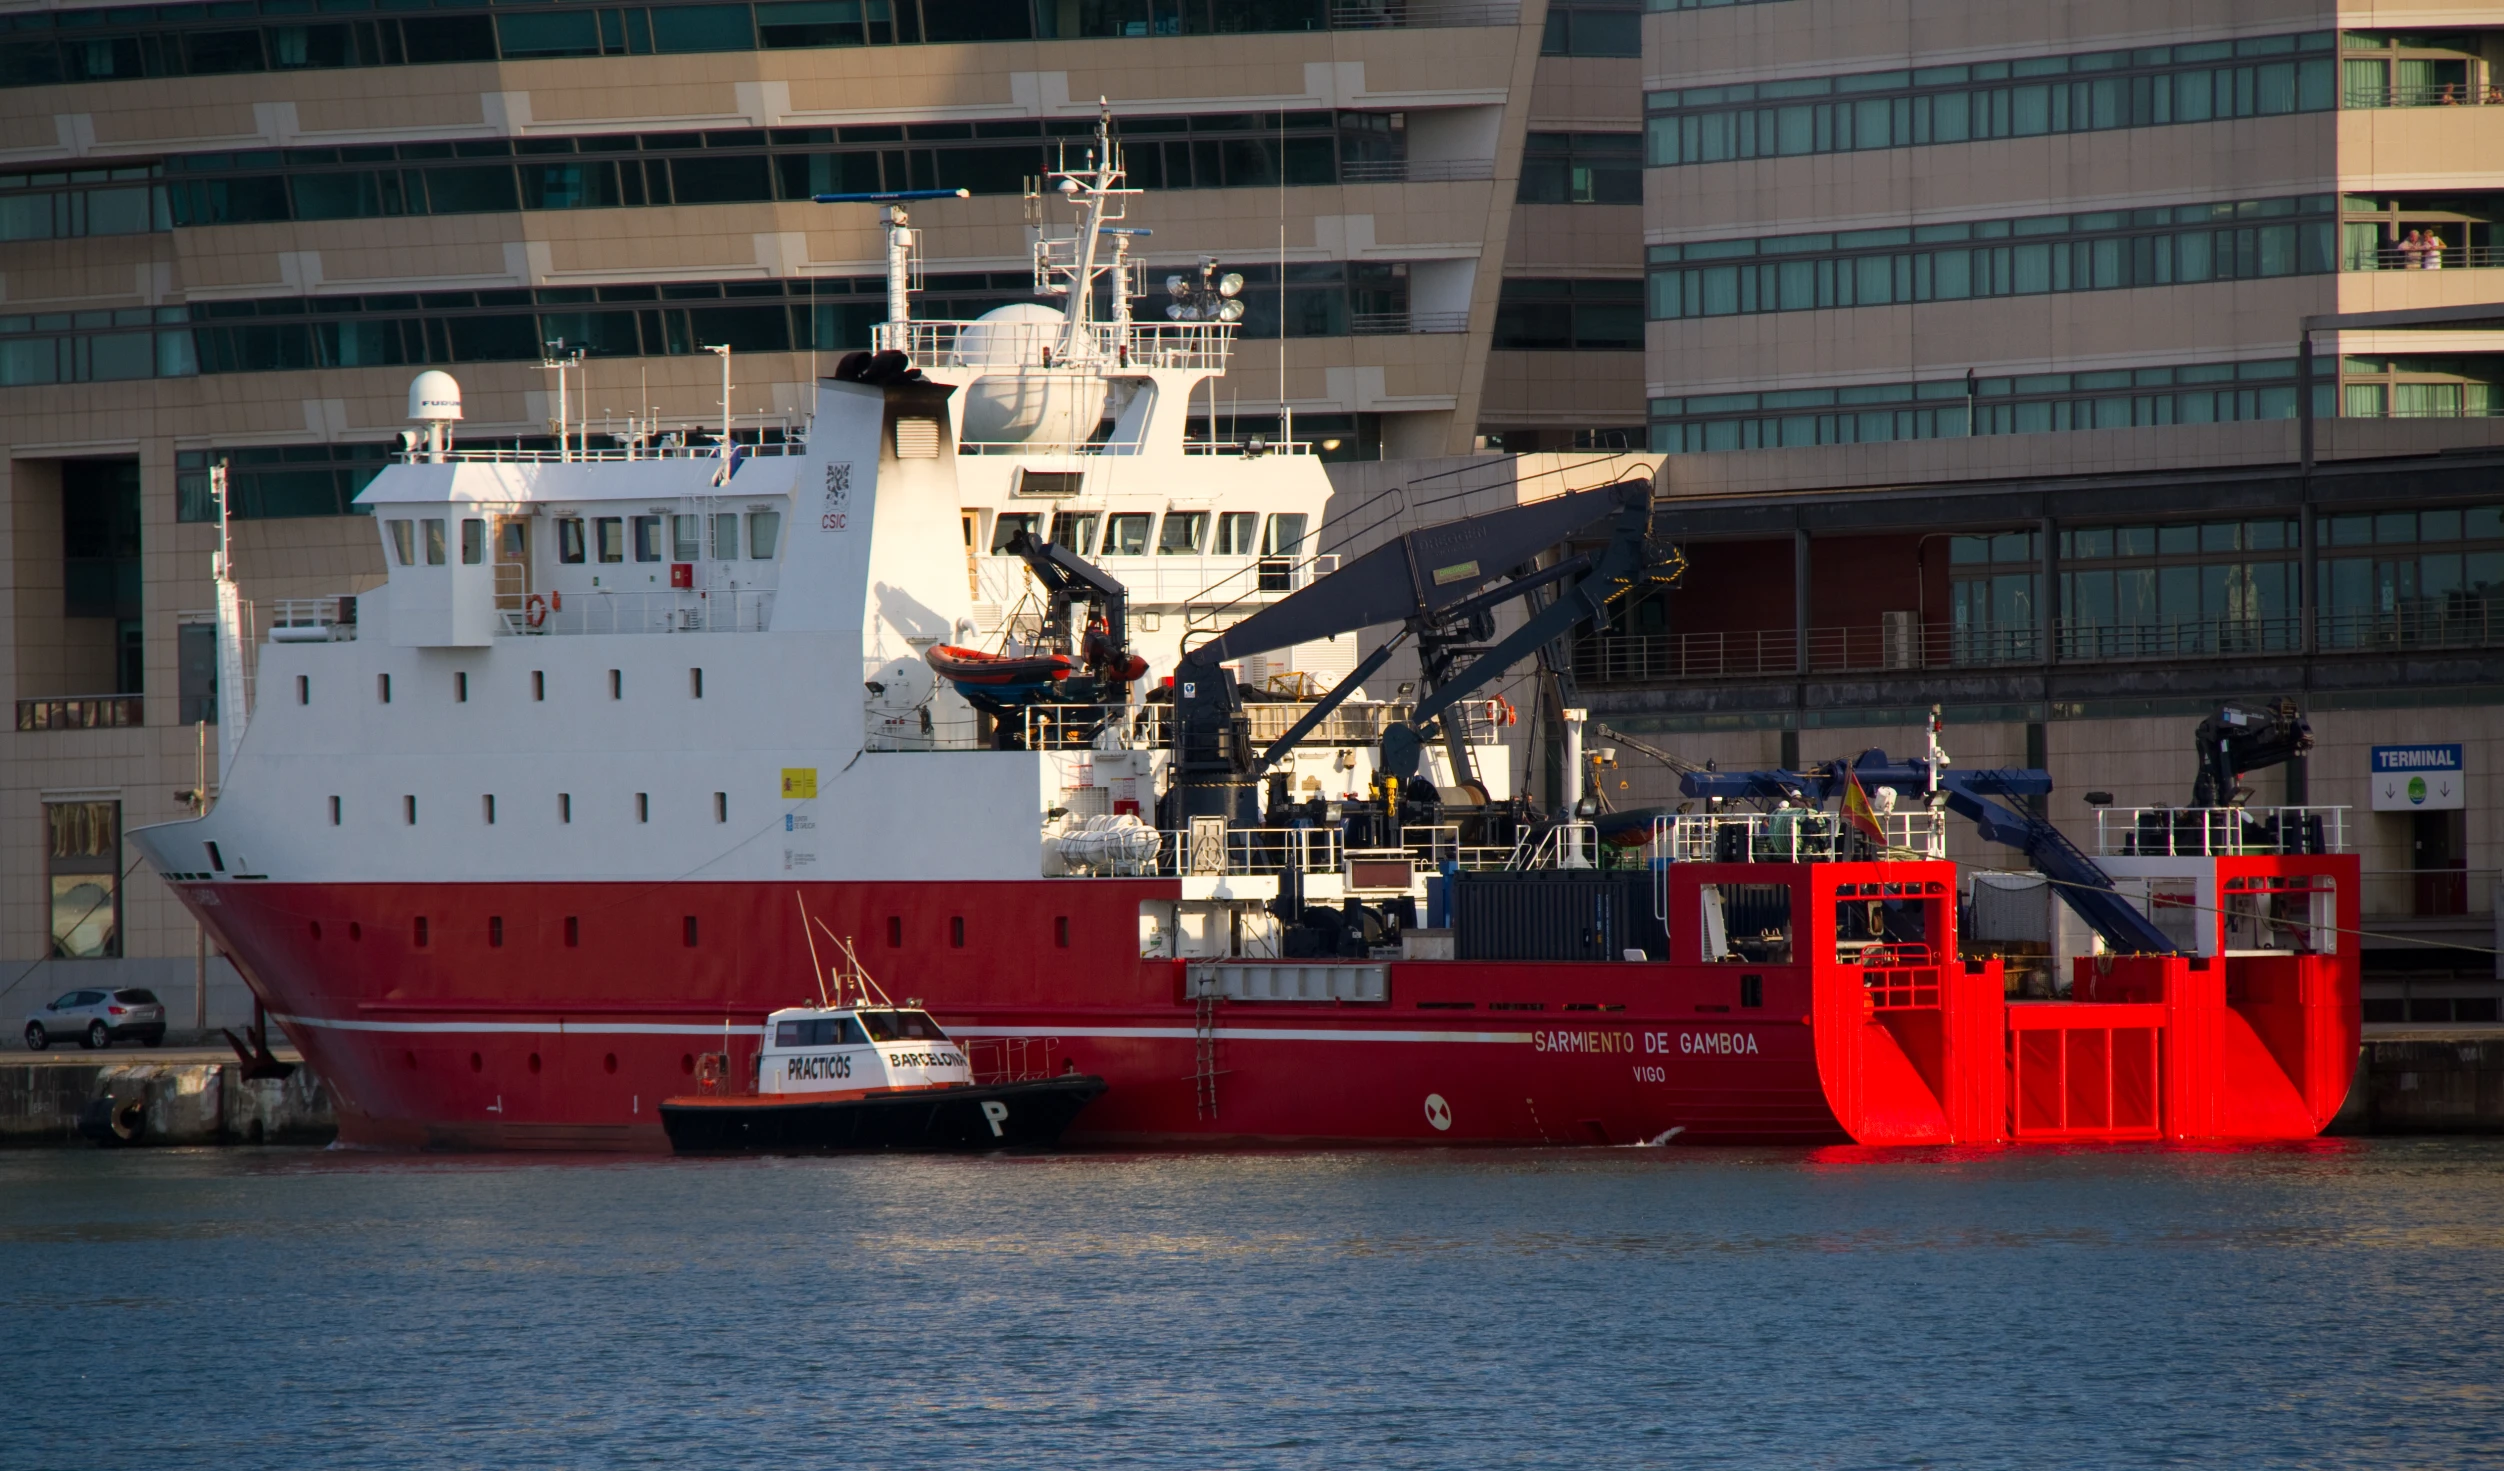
[774,1015,870,1047]
[859,1010,946,1042]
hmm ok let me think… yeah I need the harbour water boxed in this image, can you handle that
[4,1141,2500,1469]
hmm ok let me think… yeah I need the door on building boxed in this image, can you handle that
[2411,809,2467,916]
[493,515,532,615]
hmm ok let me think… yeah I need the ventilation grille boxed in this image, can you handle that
[894,418,942,459]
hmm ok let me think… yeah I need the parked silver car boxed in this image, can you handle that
[24,988,167,1051]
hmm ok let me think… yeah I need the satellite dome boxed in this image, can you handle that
[408,370,464,422]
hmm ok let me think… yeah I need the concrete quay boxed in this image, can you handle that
[0,1028,2494,1148]
[1,1034,331,1147]
[2338,1024,2504,1136]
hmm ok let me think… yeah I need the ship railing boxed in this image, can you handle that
[499,588,775,636]
[1664,810,1946,862]
[961,1036,1064,1085]
[1155,825,1346,878]
[1023,703,1167,751]
[401,438,805,465]
[2095,805,2348,857]
[265,596,358,643]
[875,319,1235,374]
[1390,828,1516,873]
[1509,822,1600,870]
[956,437,1316,458]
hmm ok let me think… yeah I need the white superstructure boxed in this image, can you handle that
[134,107,1512,909]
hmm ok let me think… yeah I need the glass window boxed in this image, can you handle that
[672,514,702,561]
[460,517,485,564]
[1102,513,1153,555]
[558,518,586,563]
[1213,511,1260,555]
[1049,511,1097,555]
[747,510,781,558]
[1158,511,1208,554]
[859,1009,944,1041]
[710,512,738,559]
[46,800,120,959]
[1262,513,1309,556]
[634,515,663,562]
[388,519,416,565]
[595,516,624,563]
[990,512,1040,553]
[423,518,447,565]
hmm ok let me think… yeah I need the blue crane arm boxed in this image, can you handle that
[1678,750,2179,954]
[1936,789,2179,954]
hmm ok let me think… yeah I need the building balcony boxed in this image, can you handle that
[1571,624,2039,684]
[1573,604,2504,686]
[1328,0,1521,28]
[15,694,143,731]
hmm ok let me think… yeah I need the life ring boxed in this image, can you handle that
[525,594,548,628]
[1484,695,1518,727]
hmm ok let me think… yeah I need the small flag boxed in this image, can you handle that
[1841,764,1887,846]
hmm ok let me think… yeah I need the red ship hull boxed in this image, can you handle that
[176,857,2361,1152]
[181,876,1842,1150]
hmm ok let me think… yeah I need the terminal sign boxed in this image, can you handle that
[2370,745,2463,811]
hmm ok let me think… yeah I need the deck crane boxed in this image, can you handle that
[1164,477,1680,824]
[2191,697,2312,807]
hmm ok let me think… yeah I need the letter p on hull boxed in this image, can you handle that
[981,1100,1010,1137]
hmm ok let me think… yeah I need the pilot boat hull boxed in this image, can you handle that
[661,1074,1108,1153]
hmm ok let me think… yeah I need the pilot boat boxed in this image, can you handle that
[660,921,1105,1153]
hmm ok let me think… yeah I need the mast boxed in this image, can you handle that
[211,460,248,781]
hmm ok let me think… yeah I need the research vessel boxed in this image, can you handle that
[131,112,2359,1151]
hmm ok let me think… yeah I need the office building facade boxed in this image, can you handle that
[1598,0,2504,1018]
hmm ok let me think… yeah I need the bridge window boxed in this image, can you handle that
[594,516,624,563]
[460,518,485,564]
[747,510,781,558]
[990,513,1040,553]
[557,518,586,563]
[1050,512,1097,555]
[633,515,663,561]
[388,519,416,565]
[423,518,447,565]
[672,514,702,561]
[1158,511,1208,555]
[1102,513,1153,555]
[1213,511,1260,556]
[710,513,739,559]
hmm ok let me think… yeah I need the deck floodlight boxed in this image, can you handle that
[1217,272,1245,298]
[1215,299,1245,323]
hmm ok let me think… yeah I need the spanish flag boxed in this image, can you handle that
[1841,763,1888,846]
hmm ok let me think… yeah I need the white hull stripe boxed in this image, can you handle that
[274,1015,1538,1044]
[278,1014,766,1038]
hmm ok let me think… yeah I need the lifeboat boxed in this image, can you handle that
[924,643,1073,686]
